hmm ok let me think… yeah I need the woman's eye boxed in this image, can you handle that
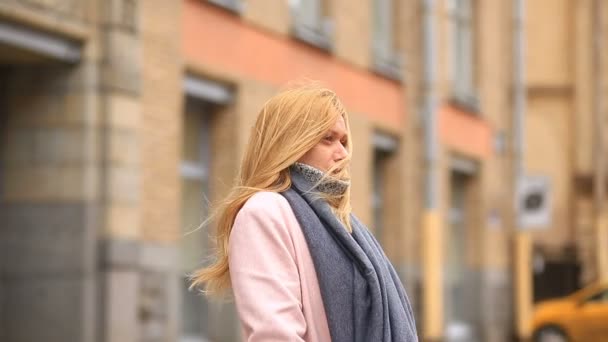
[323,136,333,142]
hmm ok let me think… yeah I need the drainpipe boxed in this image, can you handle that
[592,0,608,283]
[421,0,442,340]
[513,0,532,340]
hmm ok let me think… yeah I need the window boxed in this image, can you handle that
[450,0,479,111]
[372,132,398,243]
[372,150,390,240]
[289,0,333,50]
[372,0,402,80]
[586,289,608,304]
[180,75,235,342]
[445,170,480,341]
[180,98,212,342]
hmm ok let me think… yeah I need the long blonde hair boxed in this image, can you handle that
[189,83,353,296]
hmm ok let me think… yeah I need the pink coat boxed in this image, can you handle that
[228,191,332,341]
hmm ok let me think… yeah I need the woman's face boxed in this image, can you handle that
[298,115,349,174]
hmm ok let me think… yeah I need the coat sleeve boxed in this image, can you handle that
[228,192,306,341]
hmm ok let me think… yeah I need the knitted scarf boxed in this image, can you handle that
[281,164,418,342]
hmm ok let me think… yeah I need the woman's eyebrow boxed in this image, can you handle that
[329,129,347,137]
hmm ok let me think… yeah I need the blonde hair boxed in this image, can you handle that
[189,83,353,296]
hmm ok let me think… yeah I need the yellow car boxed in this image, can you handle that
[532,282,608,342]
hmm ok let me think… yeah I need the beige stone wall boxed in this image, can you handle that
[527,95,574,248]
[477,0,512,272]
[574,0,594,176]
[526,0,573,88]
[523,0,598,257]
[348,111,374,227]
[103,91,141,239]
[0,0,90,33]
[332,0,373,69]
[435,0,452,95]
[243,0,291,35]
[92,0,142,243]
[140,0,183,242]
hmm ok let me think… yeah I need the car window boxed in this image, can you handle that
[585,289,608,304]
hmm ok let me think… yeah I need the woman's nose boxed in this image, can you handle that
[335,143,348,160]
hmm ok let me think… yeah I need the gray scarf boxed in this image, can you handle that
[291,162,350,196]
[281,165,418,342]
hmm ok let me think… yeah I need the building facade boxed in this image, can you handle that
[525,0,608,290]
[405,1,607,340]
[522,0,608,338]
[1,0,606,342]
[0,0,410,341]
[404,1,515,340]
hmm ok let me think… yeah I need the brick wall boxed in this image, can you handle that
[140,0,183,243]
[332,0,373,69]
[243,0,290,35]
[0,0,89,29]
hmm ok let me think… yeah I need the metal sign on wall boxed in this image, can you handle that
[517,175,552,229]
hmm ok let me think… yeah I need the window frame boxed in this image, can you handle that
[371,132,398,244]
[583,288,608,304]
[371,0,403,80]
[289,0,334,50]
[449,0,480,113]
[179,98,213,342]
[207,0,243,14]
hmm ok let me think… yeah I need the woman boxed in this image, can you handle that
[190,84,418,341]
